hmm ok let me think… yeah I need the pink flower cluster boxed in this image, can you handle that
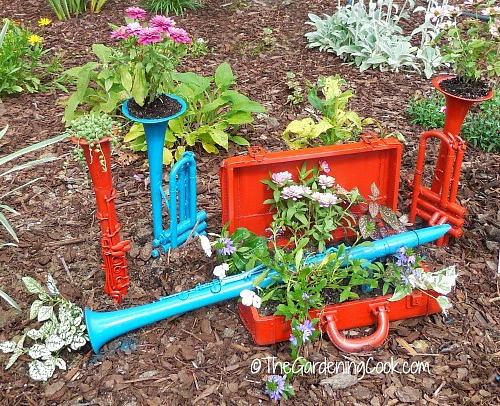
[281,185,311,201]
[271,171,293,186]
[311,192,338,208]
[318,174,335,189]
[111,7,191,46]
[319,160,330,173]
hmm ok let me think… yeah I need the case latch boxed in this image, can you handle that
[248,146,266,161]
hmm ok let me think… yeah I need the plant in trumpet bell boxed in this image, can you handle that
[0,125,64,248]
[110,7,191,107]
[262,161,361,252]
[429,0,499,83]
[0,275,88,381]
[124,62,266,165]
[282,75,374,149]
[358,182,407,240]
[63,114,120,182]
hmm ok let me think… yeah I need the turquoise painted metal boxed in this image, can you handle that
[122,95,206,256]
[85,225,450,353]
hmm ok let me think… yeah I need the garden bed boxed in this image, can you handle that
[0,0,499,405]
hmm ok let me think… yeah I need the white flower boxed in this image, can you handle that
[199,235,212,257]
[213,263,229,279]
[240,289,262,308]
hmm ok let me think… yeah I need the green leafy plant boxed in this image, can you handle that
[0,275,88,381]
[124,62,266,165]
[46,0,86,20]
[141,0,204,16]
[63,114,120,180]
[429,0,499,82]
[283,75,374,148]
[406,89,446,129]
[89,0,111,13]
[0,126,65,247]
[0,19,61,99]
[358,182,407,240]
[285,72,304,105]
[251,27,276,56]
[306,0,443,78]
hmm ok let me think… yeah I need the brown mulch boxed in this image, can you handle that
[0,1,499,405]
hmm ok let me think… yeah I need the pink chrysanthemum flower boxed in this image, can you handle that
[318,174,335,189]
[125,6,147,20]
[150,15,176,33]
[110,27,128,40]
[125,22,143,36]
[168,27,192,44]
[137,27,163,45]
[271,171,293,186]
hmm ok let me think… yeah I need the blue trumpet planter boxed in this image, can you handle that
[122,95,207,257]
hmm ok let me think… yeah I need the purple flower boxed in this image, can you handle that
[297,319,314,342]
[110,27,128,40]
[137,27,163,45]
[168,27,192,44]
[301,292,309,300]
[150,15,176,32]
[407,255,416,265]
[125,6,147,20]
[218,237,236,256]
[125,22,143,36]
[318,174,335,189]
[271,171,292,186]
[265,375,286,401]
[289,333,298,346]
[440,106,447,114]
[319,160,330,173]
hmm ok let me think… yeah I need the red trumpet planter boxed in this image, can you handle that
[238,287,441,352]
[71,135,130,303]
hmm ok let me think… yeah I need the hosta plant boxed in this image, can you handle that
[282,75,374,148]
[0,275,88,381]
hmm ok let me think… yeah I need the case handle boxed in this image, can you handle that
[321,304,389,352]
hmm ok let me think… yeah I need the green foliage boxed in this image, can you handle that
[0,275,88,381]
[406,89,500,152]
[209,225,270,276]
[358,183,406,240]
[285,72,304,105]
[0,288,20,310]
[123,62,266,165]
[251,27,276,56]
[305,0,442,78]
[63,114,120,176]
[0,19,61,99]
[283,75,374,148]
[89,0,110,13]
[0,126,65,247]
[46,0,86,20]
[141,0,204,16]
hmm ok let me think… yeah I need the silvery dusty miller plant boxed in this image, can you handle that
[0,275,88,381]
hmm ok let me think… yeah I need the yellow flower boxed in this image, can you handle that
[38,17,51,27]
[27,34,43,45]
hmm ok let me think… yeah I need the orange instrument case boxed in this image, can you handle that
[219,134,444,351]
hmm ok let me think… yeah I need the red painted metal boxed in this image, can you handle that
[72,135,130,303]
[238,288,441,349]
[220,132,402,238]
